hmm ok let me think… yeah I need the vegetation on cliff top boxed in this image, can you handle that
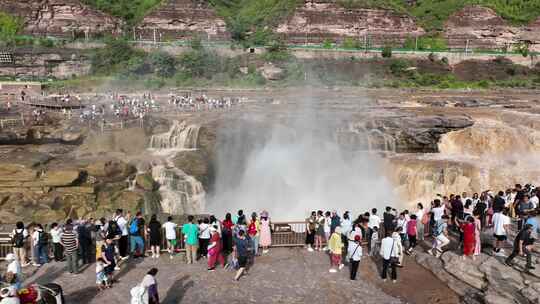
[337,0,540,31]
[208,0,301,45]
[80,0,162,25]
[0,12,22,45]
[83,37,266,89]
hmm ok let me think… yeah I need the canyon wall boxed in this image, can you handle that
[0,0,121,38]
[135,0,229,41]
[0,48,91,79]
[276,1,424,46]
[444,5,540,51]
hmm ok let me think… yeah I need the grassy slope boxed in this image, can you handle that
[80,0,162,25]
[337,0,540,31]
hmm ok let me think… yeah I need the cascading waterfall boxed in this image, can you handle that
[149,120,200,150]
[336,122,396,152]
[148,120,206,214]
[152,164,205,214]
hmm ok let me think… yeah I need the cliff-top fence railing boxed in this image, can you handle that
[0,221,316,260]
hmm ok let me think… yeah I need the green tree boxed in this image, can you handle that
[149,52,177,77]
[0,12,22,45]
[382,45,392,58]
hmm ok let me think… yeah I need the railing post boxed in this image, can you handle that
[20,113,25,126]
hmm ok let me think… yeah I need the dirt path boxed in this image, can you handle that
[20,247,459,304]
[359,254,460,304]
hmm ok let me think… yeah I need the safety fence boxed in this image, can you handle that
[0,220,443,260]
[0,114,25,129]
[0,221,312,259]
[98,118,144,132]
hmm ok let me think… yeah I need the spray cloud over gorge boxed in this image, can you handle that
[207,95,395,220]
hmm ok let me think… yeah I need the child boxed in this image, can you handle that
[328,226,344,273]
[406,214,418,254]
[96,258,109,290]
[225,246,239,270]
[369,226,379,256]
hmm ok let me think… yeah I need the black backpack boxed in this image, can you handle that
[12,231,25,248]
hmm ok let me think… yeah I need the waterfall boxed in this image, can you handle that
[149,121,200,150]
[335,122,396,152]
[148,120,206,215]
[151,165,206,215]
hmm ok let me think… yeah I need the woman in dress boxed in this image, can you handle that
[259,211,272,254]
[460,216,476,260]
[315,210,325,251]
[147,214,162,259]
[473,211,482,257]
[207,226,225,271]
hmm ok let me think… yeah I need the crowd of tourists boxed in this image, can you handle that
[167,93,240,112]
[1,183,539,302]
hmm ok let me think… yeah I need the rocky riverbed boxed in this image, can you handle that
[2,88,540,222]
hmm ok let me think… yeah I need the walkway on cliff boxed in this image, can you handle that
[22,247,458,304]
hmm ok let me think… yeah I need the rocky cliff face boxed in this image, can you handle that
[136,0,229,41]
[0,0,121,38]
[0,48,91,80]
[276,0,424,45]
[444,5,540,51]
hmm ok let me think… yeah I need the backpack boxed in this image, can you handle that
[12,230,25,248]
[247,222,257,236]
[421,212,430,225]
[39,231,49,245]
[129,218,139,234]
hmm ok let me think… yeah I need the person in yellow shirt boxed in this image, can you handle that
[328,226,344,273]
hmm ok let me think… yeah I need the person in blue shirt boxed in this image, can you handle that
[233,229,249,281]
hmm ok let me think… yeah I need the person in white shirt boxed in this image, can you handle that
[162,216,178,259]
[114,209,129,259]
[198,218,211,258]
[347,235,363,280]
[380,232,400,283]
[323,211,331,250]
[5,254,21,290]
[49,223,63,262]
[492,210,511,255]
[432,199,445,222]
[368,208,382,254]
[341,212,353,248]
[530,190,539,209]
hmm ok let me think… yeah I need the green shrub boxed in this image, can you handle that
[389,59,409,76]
[323,39,333,49]
[514,41,531,57]
[417,36,447,51]
[441,57,449,65]
[149,52,177,77]
[90,38,146,74]
[381,45,392,58]
[0,12,22,45]
[81,0,162,25]
[342,37,361,49]
[209,0,299,45]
